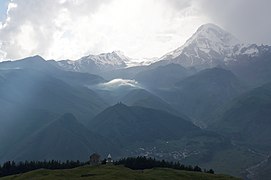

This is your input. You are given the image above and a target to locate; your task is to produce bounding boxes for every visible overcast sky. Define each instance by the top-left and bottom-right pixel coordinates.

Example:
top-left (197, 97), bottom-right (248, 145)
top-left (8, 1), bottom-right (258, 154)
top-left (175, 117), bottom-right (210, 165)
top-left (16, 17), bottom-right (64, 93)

top-left (0, 0), bottom-right (270, 61)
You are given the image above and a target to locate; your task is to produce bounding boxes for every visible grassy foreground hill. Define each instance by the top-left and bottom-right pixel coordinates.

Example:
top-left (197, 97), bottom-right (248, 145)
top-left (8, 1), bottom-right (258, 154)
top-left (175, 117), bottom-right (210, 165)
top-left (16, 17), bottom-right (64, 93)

top-left (0, 165), bottom-right (240, 180)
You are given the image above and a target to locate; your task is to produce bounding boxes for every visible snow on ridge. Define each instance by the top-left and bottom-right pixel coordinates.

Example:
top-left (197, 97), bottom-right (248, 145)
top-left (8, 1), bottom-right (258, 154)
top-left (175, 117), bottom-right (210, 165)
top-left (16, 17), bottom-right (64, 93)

top-left (80, 51), bottom-right (128, 67)
top-left (160, 23), bottom-right (241, 61)
top-left (155, 23), bottom-right (270, 68)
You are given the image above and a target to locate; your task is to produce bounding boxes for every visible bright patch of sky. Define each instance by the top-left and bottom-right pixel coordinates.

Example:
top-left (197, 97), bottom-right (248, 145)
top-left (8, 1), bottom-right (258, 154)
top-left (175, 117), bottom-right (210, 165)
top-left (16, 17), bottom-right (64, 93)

top-left (0, 0), bottom-right (270, 61)
top-left (0, 0), bottom-right (9, 23)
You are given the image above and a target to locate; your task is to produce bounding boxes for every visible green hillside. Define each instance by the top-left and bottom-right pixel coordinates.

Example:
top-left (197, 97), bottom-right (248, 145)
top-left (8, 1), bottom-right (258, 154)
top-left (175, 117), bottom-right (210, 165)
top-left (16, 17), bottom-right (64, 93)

top-left (211, 82), bottom-right (271, 150)
top-left (88, 103), bottom-right (201, 146)
top-left (120, 89), bottom-right (182, 117)
top-left (156, 67), bottom-right (245, 126)
top-left (0, 165), bottom-right (240, 180)
top-left (0, 69), bottom-right (108, 123)
top-left (135, 63), bottom-right (189, 88)
top-left (2, 113), bottom-right (118, 162)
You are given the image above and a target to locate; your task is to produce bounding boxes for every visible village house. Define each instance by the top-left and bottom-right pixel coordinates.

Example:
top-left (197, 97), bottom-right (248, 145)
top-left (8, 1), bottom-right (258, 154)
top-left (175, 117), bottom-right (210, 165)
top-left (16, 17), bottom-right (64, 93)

top-left (89, 153), bottom-right (101, 165)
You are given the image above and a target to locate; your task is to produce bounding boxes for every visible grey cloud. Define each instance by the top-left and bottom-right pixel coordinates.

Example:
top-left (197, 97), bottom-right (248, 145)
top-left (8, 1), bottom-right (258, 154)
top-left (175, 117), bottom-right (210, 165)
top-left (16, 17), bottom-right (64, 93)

top-left (166, 0), bottom-right (271, 44)
top-left (199, 0), bottom-right (271, 44)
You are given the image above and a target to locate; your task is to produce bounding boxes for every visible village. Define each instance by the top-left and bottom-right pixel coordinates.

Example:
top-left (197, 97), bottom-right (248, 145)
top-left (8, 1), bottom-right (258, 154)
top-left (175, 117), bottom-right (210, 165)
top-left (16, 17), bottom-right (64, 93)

top-left (89, 153), bottom-right (113, 166)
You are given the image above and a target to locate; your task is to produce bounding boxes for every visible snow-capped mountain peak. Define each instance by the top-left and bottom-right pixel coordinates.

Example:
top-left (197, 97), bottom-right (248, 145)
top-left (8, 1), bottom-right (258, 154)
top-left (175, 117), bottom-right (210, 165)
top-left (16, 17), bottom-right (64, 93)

top-left (50, 51), bottom-right (132, 74)
top-left (158, 23), bottom-right (247, 68)
top-left (111, 50), bottom-right (131, 62)
top-left (161, 23), bottom-right (241, 61)
top-left (81, 50), bottom-right (130, 67)
top-left (184, 23), bottom-right (240, 50)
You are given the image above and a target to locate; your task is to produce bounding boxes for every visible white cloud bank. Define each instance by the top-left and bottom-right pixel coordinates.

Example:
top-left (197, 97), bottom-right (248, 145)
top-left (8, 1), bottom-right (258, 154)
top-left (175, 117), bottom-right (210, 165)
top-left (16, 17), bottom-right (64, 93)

top-left (0, 0), bottom-right (270, 61)
top-left (0, 0), bottom-right (209, 61)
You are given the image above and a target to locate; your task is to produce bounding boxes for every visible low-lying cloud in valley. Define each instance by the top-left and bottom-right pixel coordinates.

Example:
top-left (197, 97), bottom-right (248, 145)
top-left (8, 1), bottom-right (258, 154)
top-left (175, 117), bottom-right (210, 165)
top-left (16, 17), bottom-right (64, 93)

top-left (98, 79), bottom-right (140, 90)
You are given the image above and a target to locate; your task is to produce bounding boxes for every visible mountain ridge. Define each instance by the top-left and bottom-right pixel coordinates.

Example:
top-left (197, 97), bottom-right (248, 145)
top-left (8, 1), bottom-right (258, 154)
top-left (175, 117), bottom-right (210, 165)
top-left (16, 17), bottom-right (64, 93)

top-left (156, 23), bottom-right (271, 71)
top-left (88, 103), bottom-right (201, 146)
top-left (2, 113), bottom-right (117, 162)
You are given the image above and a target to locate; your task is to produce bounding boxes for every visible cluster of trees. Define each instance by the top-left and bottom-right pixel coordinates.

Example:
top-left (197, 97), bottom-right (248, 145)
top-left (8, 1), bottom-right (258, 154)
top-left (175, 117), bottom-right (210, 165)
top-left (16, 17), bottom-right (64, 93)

top-left (0, 156), bottom-right (215, 177)
top-left (0, 160), bottom-right (86, 177)
top-left (114, 156), bottom-right (214, 174)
